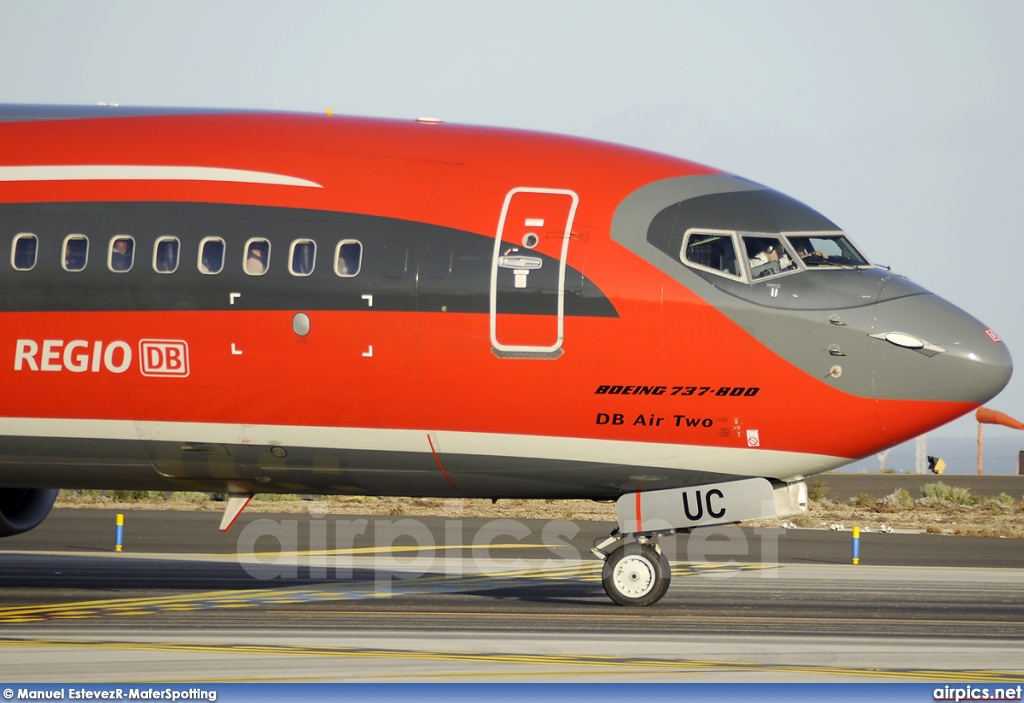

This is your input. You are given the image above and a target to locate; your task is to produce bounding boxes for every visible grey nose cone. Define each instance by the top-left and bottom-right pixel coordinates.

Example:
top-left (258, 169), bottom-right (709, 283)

top-left (870, 291), bottom-right (1012, 403)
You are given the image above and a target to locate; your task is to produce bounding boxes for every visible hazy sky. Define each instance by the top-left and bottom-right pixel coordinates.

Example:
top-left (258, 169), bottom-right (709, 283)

top-left (1, 1), bottom-right (1021, 439)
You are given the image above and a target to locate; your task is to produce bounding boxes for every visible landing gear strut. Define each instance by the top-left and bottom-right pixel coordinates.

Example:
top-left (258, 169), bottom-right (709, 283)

top-left (593, 479), bottom-right (806, 606)
top-left (592, 531), bottom-right (672, 607)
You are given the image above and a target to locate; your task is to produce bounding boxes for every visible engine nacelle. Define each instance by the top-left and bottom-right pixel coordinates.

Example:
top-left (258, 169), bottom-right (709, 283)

top-left (0, 488), bottom-right (59, 536)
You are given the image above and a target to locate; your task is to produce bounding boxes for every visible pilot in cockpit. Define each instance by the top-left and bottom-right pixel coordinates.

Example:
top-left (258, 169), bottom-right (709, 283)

top-left (746, 238), bottom-right (792, 278)
top-left (789, 236), bottom-right (829, 264)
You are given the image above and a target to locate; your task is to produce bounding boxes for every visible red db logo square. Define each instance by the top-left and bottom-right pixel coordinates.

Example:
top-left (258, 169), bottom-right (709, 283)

top-left (139, 340), bottom-right (190, 377)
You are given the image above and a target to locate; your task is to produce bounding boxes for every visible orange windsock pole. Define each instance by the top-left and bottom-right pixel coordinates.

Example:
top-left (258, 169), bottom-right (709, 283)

top-left (975, 407), bottom-right (1024, 475)
top-left (975, 407), bottom-right (1024, 430)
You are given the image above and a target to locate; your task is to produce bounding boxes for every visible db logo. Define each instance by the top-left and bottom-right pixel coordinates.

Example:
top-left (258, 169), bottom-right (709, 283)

top-left (139, 339), bottom-right (190, 377)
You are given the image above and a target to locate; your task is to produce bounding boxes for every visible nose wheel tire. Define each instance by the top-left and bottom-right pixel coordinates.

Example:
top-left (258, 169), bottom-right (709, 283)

top-left (601, 542), bottom-right (671, 607)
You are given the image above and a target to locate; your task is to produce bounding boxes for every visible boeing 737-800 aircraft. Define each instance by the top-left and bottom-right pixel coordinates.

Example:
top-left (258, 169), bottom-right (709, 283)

top-left (0, 105), bottom-right (1012, 605)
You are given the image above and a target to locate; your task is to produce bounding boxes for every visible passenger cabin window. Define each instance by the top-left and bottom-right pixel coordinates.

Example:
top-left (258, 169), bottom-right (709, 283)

top-left (289, 239), bottom-right (316, 276)
top-left (335, 240), bottom-right (362, 277)
top-left (154, 237), bottom-right (180, 273)
top-left (108, 236), bottom-right (135, 273)
top-left (63, 235), bottom-right (89, 272)
top-left (244, 238), bottom-right (270, 276)
top-left (11, 233), bottom-right (37, 271)
top-left (741, 234), bottom-right (797, 280)
top-left (198, 237), bottom-right (225, 275)
top-left (785, 233), bottom-right (870, 268)
top-left (681, 231), bottom-right (741, 279)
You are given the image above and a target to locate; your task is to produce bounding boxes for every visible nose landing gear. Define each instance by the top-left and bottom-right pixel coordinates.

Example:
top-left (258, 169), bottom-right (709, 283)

top-left (593, 531), bottom-right (672, 607)
top-left (593, 479), bottom-right (805, 606)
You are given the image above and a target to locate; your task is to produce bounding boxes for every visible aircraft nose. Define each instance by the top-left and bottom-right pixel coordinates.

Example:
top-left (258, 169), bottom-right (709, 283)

top-left (870, 290), bottom-right (1013, 405)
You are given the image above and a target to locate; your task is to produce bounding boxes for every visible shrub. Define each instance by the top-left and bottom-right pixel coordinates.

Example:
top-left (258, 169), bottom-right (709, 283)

top-left (878, 488), bottom-right (914, 509)
top-left (850, 492), bottom-right (876, 508)
top-left (791, 514), bottom-right (818, 528)
top-left (177, 492), bottom-right (213, 503)
top-left (981, 493), bottom-right (1016, 508)
top-left (921, 481), bottom-right (952, 501)
top-left (109, 490), bottom-right (163, 502)
top-left (921, 482), bottom-right (976, 506)
top-left (254, 493), bottom-right (302, 502)
top-left (807, 480), bottom-right (830, 502)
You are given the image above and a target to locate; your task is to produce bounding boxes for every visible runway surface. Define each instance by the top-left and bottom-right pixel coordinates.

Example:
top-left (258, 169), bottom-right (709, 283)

top-left (0, 509), bottom-right (1022, 682)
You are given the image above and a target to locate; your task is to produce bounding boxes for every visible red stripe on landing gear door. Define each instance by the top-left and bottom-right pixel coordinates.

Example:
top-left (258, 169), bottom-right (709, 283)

top-left (635, 491), bottom-right (643, 533)
top-left (219, 494), bottom-right (253, 532)
top-left (427, 434), bottom-right (465, 495)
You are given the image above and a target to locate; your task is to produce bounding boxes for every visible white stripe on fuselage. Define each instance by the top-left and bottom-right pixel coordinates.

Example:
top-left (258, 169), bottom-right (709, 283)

top-left (0, 417), bottom-right (846, 481)
top-left (0, 165), bottom-right (322, 188)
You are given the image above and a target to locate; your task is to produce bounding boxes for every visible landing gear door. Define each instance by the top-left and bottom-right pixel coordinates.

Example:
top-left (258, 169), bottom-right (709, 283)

top-left (490, 187), bottom-right (579, 358)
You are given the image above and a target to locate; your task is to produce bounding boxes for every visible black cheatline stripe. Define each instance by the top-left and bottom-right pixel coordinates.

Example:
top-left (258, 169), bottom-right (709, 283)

top-left (0, 201), bottom-right (618, 317)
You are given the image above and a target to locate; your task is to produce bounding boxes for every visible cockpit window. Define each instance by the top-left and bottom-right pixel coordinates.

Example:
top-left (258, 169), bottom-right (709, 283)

top-left (680, 226), bottom-right (872, 284)
top-left (742, 234), bottom-right (798, 280)
top-left (681, 230), bottom-right (742, 279)
top-left (784, 233), bottom-right (870, 268)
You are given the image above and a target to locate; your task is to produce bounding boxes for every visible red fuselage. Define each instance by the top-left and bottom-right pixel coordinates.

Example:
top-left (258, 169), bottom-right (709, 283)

top-left (0, 106), bottom-right (1011, 504)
